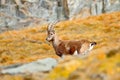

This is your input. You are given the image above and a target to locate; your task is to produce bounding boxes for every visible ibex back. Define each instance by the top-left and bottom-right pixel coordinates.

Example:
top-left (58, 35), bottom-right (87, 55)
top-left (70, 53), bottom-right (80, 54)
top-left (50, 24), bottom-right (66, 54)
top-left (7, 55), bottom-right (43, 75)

top-left (46, 21), bottom-right (96, 58)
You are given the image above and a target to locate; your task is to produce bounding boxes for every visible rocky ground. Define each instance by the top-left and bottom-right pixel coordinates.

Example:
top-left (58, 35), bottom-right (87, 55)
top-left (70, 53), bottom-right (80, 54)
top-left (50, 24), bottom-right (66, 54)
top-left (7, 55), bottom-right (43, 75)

top-left (0, 0), bottom-right (120, 32)
top-left (0, 12), bottom-right (120, 80)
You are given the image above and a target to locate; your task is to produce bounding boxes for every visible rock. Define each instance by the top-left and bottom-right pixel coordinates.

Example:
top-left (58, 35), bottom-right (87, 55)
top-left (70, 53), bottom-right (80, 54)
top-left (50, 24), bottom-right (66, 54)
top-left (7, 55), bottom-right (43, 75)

top-left (0, 63), bottom-right (23, 70)
top-left (68, 0), bottom-right (120, 19)
top-left (22, 0), bottom-right (39, 3)
top-left (106, 3), bottom-right (120, 12)
top-left (1, 58), bottom-right (58, 74)
top-left (0, 0), bottom-right (120, 31)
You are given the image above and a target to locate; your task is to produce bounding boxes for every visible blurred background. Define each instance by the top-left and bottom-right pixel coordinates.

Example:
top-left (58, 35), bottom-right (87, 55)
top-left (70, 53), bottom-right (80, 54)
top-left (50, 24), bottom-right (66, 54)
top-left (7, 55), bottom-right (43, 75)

top-left (0, 0), bottom-right (120, 32)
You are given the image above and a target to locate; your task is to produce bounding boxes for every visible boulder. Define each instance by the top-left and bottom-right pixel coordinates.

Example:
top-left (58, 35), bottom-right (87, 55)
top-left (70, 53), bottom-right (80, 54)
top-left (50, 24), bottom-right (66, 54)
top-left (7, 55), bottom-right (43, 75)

top-left (1, 58), bottom-right (58, 74)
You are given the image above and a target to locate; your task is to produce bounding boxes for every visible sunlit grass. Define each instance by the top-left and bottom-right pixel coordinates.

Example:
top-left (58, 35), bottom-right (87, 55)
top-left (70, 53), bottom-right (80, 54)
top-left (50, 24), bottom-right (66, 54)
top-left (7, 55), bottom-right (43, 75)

top-left (0, 12), bottom-right (120, 80)
top-left (0, 12), bottom-right (120, 65)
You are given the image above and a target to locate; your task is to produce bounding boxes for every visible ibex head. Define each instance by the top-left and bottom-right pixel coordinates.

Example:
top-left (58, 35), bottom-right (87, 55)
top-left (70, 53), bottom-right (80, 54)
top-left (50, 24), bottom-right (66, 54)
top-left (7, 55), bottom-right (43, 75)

top-left (46, 21), bottom-right (58, 42)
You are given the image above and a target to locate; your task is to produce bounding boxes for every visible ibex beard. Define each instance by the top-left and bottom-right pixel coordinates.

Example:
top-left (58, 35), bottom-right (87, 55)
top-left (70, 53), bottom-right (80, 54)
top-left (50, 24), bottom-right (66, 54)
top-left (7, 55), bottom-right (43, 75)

top-left (46, 21), bottom-right (97, 58)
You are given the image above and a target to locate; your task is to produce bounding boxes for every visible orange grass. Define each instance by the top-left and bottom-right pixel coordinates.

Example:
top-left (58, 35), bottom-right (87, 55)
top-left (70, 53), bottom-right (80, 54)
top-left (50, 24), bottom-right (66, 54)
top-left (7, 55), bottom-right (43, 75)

top-left (0, 12), bottom-right (120, 65)
top-left (0, 12), bottom-right (120, 80)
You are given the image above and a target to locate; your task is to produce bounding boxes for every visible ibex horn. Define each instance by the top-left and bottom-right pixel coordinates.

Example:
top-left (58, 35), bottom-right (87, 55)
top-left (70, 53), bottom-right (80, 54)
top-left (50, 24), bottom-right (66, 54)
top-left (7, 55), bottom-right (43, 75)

top-left (48, 20), bottom-right (59, 31)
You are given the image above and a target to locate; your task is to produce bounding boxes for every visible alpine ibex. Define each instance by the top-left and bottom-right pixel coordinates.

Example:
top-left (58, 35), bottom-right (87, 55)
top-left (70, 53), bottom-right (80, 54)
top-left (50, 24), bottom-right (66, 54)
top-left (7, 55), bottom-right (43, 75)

top-left (46, 21), bottom-right (96, 58)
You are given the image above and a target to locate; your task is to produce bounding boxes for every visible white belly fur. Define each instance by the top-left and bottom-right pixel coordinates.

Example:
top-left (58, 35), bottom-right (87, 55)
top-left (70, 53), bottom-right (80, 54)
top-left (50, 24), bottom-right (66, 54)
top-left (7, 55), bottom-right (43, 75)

top-left (73, 50), bottom-right (78, 55)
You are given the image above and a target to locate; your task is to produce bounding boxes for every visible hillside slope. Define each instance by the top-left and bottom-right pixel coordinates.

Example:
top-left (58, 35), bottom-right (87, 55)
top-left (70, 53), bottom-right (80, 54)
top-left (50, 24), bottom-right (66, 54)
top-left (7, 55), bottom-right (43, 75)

top-left (0, 12), bottom-right (120, 80)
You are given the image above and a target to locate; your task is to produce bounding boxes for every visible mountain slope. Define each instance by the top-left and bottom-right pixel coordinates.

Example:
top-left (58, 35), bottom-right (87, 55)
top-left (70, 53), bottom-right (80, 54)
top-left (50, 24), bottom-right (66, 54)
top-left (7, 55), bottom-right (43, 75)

top-left (0, 12), bottom-right (120, 80)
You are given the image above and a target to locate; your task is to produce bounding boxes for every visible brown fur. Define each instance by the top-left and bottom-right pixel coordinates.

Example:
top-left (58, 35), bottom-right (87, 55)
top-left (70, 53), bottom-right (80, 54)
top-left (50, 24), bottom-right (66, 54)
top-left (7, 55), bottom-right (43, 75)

top-left (52, 39), bottom-right (91, 57)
